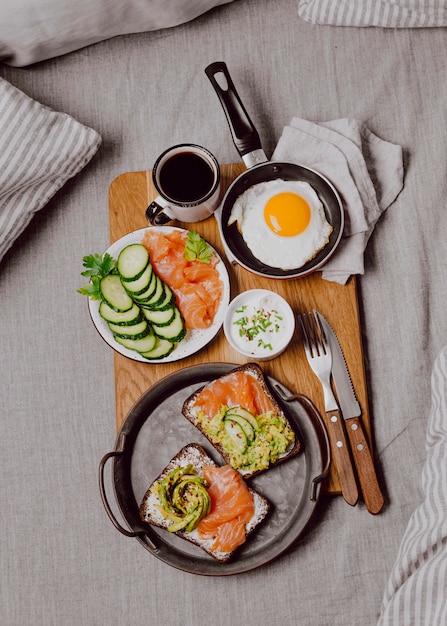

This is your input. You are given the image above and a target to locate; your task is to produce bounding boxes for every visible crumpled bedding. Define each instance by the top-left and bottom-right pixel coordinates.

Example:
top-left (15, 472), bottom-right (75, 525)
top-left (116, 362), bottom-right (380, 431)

top-left (0, 0), bottom-right (237, 66)
top-left (298, 0), bottom-right (447, 28)
top-left (0, 77), bottom-right (101, 263)
top-left (378, 345), bottom-right (447, 625)
top-left (1, 1), bottom-right (447, 625)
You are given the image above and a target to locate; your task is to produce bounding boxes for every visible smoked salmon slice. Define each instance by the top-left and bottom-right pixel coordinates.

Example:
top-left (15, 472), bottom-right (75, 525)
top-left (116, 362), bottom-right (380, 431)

top-left (192, 370), bottom-right (277, 419)
top-left (197, 464), bottom-right (255, 553)
top-left (142, 229), bottom-right (223, 330)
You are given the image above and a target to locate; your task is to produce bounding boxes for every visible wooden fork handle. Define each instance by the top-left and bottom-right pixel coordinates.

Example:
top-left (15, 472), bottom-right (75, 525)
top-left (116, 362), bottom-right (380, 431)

top-left (326, 409), bottom-right (359, 506)
top-left (345, 417), bottom-right (385, 515)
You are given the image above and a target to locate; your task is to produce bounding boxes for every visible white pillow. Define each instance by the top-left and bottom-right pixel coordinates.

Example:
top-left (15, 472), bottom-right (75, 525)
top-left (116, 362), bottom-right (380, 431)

top-left (377, 345), bottom-right (447, 625)
top-left (298, 0), bottom-right (447, 27)
top-left (0, 77), bottom-right (101, 263)
top-left (0, 0), bottom-right (236, 67)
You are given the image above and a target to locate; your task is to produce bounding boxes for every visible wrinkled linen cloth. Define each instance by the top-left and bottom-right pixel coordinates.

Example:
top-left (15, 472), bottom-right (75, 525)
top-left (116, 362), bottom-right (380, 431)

top-left (273, 117), bottom-right (404, 284)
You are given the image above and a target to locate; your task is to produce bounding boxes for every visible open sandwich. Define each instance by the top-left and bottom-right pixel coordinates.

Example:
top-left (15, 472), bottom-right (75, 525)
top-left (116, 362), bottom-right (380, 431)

top-left (181, 363), bottom-right (301, 477)
top-left (139, 443), bottom-right (270, 562)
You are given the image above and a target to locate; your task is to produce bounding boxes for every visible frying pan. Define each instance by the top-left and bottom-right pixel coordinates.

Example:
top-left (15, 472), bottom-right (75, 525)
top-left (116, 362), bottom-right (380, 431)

top-left (205, 62), bottom-right (344, 279)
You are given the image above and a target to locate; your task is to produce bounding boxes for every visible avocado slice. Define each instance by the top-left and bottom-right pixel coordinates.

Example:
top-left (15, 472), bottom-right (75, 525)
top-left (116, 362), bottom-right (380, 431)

top-left (157, 466), bottom-right (210, 532)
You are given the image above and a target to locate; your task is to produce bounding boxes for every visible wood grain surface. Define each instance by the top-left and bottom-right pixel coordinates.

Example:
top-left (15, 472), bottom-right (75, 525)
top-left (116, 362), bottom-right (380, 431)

top-left (108, 164), bottom-right (371, 494)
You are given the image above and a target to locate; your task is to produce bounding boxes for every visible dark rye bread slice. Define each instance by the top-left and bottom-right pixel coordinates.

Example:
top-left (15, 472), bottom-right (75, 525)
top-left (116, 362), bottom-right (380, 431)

top-left (181, 363), bottom-right (301, 477)
top-left (139, 443), bottom-right (270, 563)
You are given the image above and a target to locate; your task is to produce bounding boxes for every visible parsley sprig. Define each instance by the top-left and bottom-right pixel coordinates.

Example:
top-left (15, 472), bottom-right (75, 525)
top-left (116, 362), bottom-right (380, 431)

top-left (184, 231), bottom-right (214, 264)
top-left (77, 252), bottom-right (117, 299)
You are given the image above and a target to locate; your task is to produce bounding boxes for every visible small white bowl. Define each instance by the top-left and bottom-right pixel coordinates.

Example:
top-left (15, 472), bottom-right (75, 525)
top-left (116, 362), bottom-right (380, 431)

top-left (223, 289), bottom-right (295, 361)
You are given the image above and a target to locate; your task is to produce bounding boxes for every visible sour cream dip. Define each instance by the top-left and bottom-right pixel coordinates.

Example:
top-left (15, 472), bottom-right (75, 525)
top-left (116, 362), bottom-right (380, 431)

top-left (224, 289), bottom-right (295, 360)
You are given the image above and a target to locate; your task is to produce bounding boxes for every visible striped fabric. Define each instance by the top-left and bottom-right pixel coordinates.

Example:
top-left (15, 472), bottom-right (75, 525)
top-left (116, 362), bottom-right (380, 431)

top-left (298, 1), bottom-right (447, 27)
top-left (0, 77), bottom-right (101, 262)
top-left (378, 345), bottom-right (447, 625)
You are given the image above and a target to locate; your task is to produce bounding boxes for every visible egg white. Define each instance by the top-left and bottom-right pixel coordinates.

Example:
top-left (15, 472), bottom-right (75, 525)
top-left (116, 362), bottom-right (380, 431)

top-left (228, 179), bottom-right (333, 270)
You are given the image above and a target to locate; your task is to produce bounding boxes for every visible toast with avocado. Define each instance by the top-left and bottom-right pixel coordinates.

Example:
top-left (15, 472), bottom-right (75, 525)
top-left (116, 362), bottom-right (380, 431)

top-left (139, 443), bottom-right (270, 562)
top-left (181, 363), bottom-right (301, 477)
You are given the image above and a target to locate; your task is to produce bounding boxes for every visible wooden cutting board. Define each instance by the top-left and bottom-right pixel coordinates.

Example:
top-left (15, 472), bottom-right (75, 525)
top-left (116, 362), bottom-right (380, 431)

top-left (108, 164), bottom-right (371, 494)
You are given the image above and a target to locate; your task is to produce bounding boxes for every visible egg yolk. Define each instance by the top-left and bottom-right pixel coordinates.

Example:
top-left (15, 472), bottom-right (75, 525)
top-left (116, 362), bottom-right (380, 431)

top-left (264, 192), bottom-right (311, 237)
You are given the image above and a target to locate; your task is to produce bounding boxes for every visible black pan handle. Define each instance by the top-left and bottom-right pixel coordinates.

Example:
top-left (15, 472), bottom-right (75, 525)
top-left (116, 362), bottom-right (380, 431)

top-left (205, 61), bottom-right (263, 158)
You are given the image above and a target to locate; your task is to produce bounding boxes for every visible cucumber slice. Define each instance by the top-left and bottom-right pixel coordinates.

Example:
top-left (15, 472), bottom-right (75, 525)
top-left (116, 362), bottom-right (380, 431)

top-left (117, 244), bottom-right (149, 281)
top-left (131, 270), bottom-right (157, 302)
top-left (142, 306), bottom-right (175, 327)
top-left (99, 301), bottom-right (141, 325)
top-left (152, 283), bottom-right (175, 311)
top-left (224, 414), bottom-right (255, 442)
top-left (114, 331), bottom-right (157, 353)
top-left (100, 275), bottom-right (134, 312)
top-left (152, 307), bottom-right (186, 343)
top-left (108, 319), bottom-right (149, 339)
top-left (224, 419), bottom-right (247, 453)
top-left (140, 275), bottom-right (164, 308)
top-left (140, 337), bottom-right (176, 360)
top-left (122, 263), bottom-right (153, 295)
top-left (225, 407), bottom-right (259, 431)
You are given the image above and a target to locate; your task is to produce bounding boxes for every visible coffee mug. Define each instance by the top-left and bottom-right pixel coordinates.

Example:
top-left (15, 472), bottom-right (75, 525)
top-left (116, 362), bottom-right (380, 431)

top-left (146, 144), bottom-right (221, 225)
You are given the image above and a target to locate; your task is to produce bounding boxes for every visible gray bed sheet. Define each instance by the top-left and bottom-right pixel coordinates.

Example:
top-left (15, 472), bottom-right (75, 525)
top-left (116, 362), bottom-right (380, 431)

top-left (1, 0), bottom-right (447, 624)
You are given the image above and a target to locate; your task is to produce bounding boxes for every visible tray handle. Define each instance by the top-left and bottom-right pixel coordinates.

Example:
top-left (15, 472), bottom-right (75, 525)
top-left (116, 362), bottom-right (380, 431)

top-left (99, 451), bottom-right (146, 539)
top-left (294, 394), bottom-right (332, 500)
top-left (273, 386), bottom-right (331, 501)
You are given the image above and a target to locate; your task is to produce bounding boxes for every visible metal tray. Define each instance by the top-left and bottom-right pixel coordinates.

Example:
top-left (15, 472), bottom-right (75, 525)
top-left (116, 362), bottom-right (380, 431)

top-left (99, 363), bottom-right (330, 575)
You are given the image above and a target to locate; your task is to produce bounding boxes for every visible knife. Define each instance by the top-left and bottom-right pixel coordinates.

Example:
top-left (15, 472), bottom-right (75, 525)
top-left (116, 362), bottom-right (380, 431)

top-left (316, 311), bottom-right (385, 515)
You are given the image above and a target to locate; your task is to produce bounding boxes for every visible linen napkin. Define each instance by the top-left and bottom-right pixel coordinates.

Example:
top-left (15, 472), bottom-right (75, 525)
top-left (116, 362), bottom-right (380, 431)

top-left (272, 117), bottom-right (404, 284)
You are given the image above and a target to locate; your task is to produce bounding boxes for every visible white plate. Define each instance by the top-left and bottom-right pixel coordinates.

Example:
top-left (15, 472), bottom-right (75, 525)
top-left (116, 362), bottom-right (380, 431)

top-left (88, 226), bottom-right (230, 363)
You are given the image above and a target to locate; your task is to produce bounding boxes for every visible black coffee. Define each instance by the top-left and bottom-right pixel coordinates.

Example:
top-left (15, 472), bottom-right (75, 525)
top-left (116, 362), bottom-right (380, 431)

top-left (159, 152), bottom-right (215, 203)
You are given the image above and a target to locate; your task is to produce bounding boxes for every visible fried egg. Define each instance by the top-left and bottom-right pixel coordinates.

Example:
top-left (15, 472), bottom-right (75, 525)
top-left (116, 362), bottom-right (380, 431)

top-left (228, 179), bottom-right (333, 270)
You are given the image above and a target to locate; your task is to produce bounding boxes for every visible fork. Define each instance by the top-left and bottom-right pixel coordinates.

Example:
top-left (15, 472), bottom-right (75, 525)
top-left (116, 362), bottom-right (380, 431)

top-left (299, 311), bottom-right (359, 506)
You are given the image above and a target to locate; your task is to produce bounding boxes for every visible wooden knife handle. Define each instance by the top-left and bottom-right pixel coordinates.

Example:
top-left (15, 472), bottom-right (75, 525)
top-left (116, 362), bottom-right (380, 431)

top-left (345, 417), bottom-right (384, 515)
top-left (326, 409), bottom-right (359, 506)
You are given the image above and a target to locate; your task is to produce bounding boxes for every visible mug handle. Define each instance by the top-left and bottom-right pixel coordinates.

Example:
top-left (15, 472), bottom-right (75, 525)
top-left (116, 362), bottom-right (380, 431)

top-left (146, 200), bottom-right (173, 226)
